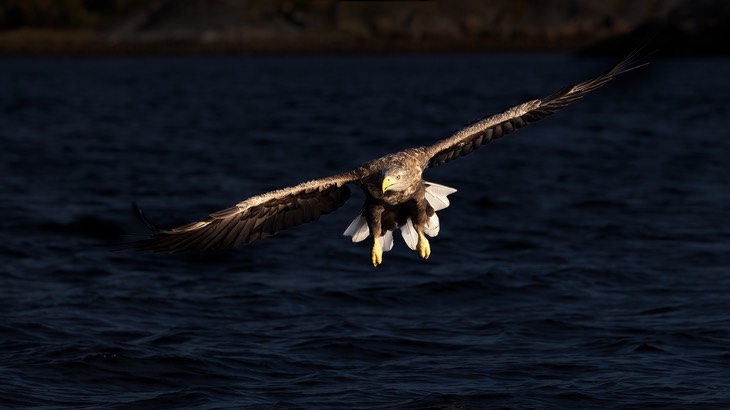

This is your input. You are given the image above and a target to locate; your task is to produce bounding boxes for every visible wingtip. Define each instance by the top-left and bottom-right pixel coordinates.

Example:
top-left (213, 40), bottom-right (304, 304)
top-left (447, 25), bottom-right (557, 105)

top-left (131, 202), bottom-right (163, 231)
top-left (609, 46), bottom-right (656, 77)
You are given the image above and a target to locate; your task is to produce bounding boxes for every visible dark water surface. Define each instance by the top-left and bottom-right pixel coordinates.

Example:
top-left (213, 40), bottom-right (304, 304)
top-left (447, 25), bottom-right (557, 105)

top-left (2, 54), bottom-right (729, 409)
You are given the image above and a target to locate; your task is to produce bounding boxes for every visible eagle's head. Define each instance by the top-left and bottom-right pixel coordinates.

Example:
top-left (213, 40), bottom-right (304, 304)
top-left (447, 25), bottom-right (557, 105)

top-left (381, 167), bottom-right (410, 193)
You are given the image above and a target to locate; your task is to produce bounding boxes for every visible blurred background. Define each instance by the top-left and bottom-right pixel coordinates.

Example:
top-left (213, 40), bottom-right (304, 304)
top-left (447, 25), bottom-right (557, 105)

top-left (0, 0), bottom-right (728, 55)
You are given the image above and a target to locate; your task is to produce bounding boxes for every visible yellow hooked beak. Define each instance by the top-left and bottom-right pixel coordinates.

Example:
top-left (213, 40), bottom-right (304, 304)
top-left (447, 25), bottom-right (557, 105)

top-left (382, 175), bottom-right (397, 193)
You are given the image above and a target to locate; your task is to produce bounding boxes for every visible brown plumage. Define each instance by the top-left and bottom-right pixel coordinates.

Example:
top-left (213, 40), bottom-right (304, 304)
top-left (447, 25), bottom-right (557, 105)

top-left (134, 53), bottom-right (647, 266)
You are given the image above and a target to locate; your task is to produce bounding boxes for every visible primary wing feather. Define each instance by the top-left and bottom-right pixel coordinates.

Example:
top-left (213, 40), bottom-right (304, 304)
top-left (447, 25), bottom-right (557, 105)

top-left (426, 52), bottom-right (648, 167)
top-left (135, 172), bottom-right (357, 252)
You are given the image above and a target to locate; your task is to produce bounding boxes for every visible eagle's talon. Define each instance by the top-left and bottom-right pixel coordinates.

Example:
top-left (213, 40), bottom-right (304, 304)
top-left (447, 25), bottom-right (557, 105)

top-left (371, 240), bottom-right (383, 267)
top-left (417, 232), bottom-right (431, 260)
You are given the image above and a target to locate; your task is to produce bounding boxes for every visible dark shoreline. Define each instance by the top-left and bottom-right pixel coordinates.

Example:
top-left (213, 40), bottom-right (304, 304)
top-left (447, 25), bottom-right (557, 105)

top-left (2, 1), bottom-right (729, 57)
top-left (0, 27), bottom-right (645, 57)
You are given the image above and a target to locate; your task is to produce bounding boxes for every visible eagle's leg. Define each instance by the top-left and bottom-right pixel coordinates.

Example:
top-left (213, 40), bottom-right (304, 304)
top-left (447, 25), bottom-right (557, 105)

top-left (366, 204), bottom-right (385, 267)
top-left (417, 231), bottom-right (431, 259)
top-left (409, 190), bottom-right (433, 260)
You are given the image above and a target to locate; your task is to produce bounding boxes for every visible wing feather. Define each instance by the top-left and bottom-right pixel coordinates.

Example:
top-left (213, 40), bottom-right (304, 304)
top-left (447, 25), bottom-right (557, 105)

top-left (425, 51), bottom-right (649, 167)
top-left (135, 172), bottom-right (357, 252)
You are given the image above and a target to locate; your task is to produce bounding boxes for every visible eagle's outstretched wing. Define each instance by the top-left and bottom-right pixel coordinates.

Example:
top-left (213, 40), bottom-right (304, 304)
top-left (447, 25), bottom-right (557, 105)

top-left (135, 172), bottom-right (359, 252)
top-left (425, 52), bottom-right (648, 167)
top-left (135, 52), bottom-right (648, 256)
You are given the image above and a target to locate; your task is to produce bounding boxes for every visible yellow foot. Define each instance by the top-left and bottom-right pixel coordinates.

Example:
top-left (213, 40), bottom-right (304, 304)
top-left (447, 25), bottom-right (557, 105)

top-left (417, 232), bottom-right (431, 260)
top-left (371, 240), bottom-right (383, 267)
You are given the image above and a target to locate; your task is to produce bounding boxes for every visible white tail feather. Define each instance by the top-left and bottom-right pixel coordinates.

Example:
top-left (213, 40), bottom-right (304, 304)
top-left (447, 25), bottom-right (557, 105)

top-left (343, 214), bottom-right (370, 243)
top-left (379, 230), bottom-right (394, 252)
top-left (400, 219), bottom-right (418, 250)
top-left (424, 181), bottom-right (457, 211)
top-left (424, 212), bottom-right (440, 237)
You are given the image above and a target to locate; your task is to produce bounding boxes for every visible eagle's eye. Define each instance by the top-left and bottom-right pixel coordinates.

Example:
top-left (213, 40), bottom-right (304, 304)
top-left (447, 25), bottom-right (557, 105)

top-left (396, 175), bottom-right (401, 180)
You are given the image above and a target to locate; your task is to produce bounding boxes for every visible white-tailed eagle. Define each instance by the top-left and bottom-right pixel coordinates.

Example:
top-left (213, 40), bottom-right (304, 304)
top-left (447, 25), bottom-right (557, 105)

top-left (135, 53), bottom-right (647, 266)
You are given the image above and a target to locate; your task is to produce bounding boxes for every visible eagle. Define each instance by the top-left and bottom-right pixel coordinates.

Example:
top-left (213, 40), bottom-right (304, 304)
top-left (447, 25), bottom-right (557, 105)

top-left (135, 53), bottom-right (646, 266)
